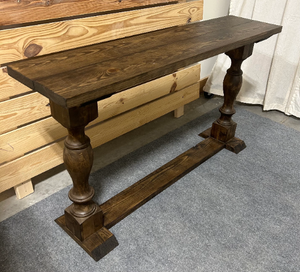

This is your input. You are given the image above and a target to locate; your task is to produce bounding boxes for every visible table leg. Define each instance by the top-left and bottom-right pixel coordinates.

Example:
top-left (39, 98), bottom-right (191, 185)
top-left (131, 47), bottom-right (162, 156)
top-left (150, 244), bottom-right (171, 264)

top-left (50, 101), bottom-right (118, 261)
top-left (200, 44), bottom-right (254, 153)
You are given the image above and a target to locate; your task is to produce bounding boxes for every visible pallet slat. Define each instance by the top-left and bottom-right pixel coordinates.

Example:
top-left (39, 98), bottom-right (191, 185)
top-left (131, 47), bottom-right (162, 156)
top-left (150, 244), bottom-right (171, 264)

top-left (0, 1), bottom-right (203, 64)
top-left (0, 0), bottom-right (182, 27)
top-left (0, 64), bottom-right (199, 163)
top-left (0, 83), bottom-right (199, 192)
top-left (0, 67), bottom-right (31, 102)
top-left (0, 92), bottom-right (50, 135)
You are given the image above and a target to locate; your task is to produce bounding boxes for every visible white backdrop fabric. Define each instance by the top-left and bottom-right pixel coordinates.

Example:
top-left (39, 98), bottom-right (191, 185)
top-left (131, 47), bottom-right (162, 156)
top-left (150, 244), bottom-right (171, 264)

top-left (204, 0), bottom-right (300, 117)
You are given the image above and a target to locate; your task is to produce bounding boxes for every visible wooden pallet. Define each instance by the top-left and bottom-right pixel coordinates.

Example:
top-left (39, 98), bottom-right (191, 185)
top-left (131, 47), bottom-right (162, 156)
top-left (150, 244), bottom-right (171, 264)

top-left (0, 0), bottom-right (203, 198)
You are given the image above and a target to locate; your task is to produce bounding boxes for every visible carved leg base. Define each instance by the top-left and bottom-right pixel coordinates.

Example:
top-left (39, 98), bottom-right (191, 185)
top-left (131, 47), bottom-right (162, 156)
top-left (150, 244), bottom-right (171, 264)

top-left (65, 204), bottom-right (104, 241)
top-left (56, 215), bottom-right (119, 261)
top-left (211, 120), bottom-right (237, 142)
top-left (199, 45), bottom-right (254, 155)
top-left (199, 127), bottom-right (246, 154)
top-left (225, 137), bottom-right (246, 154)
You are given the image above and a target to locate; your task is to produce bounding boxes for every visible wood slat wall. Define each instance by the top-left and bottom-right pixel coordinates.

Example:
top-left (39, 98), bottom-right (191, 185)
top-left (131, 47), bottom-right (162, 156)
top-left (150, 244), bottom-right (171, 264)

top-left (0, 0), bottom-right (185, 27)
top-left (0, 83), bottom-right (199, 193)
top-left (0, 0), bottom-right (203, 197)
top-left (0, 1), bottom-right (202, 64)
top-left (0, 64), bottom-right (200, 164)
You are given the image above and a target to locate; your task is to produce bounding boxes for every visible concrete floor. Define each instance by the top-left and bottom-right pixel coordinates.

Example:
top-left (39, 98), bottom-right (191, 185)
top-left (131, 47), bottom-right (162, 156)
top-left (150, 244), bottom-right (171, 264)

top-left (0, 95), bottom-right (299, 222)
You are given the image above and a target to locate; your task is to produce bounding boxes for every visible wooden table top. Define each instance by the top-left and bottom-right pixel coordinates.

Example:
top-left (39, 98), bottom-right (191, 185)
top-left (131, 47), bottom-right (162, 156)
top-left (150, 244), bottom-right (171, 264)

top-left (5, 16), bottom-right (281, 108)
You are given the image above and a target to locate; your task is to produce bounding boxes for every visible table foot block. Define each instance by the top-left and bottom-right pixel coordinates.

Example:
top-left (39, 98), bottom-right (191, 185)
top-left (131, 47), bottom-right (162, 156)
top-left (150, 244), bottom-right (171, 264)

top-left (55, 215), bottom-right (119, 261)
top-left (199, 127), bottom-right (211, 139)
top-left (225, 137), bottom-right (246, 154)
top-left (100, 137), bottom-right (225, 229)
top-left (199, 127), bottom-right (246, 154)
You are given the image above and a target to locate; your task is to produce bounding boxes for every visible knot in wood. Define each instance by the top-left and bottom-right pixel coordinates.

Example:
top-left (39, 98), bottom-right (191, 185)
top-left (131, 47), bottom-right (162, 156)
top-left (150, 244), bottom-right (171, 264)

top-left (24, 44), bottom-right (43, 58)
top-left (44, 0), bottom-right (52, 7)
top-left (105, 68), bottom-right (119, 76)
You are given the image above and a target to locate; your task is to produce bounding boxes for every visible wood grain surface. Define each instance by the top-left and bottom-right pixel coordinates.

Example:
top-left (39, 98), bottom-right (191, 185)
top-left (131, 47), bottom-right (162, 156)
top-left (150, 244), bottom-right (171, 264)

top-left (0, 83), bottom-right (199, 192)
top-left (0, 0), bottom-right (184, 27)
top-left (0, 64), bottom-right (199, 164)
top-left (0, 67), bottom-right (31, 101)
top-left (0, 1), bottom-right (202, 64)
top-left (6, 16), bottom-right (281, 108)
top-left (0, 92), bottom-right (49, 134)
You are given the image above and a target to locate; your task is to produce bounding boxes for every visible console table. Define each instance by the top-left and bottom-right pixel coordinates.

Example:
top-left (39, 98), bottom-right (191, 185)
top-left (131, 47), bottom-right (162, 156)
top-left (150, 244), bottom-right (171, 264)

top-left (4, 15), bottom-right (281, 261)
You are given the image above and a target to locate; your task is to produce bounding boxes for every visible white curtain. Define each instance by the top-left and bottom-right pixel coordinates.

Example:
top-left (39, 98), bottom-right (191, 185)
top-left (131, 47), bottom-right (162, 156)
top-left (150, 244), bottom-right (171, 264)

top-left (204, 0), bottom-right (300, 118)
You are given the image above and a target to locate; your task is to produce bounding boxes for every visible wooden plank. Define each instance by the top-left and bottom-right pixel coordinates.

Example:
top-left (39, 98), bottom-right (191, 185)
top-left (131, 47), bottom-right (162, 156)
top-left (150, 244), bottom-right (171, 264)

top-left (0, 92), bottom-right (50, 135)
top-left (6, 16), bottom-right (281, 108)
top-left (89, 84), bottom-right (199, 148)
top-left (0, 83), bottom-right (199, 193)
top-left (14, 180), bottom-right (34, 199)
top-left (0, 1), bottom-right (203, 64)
top-left (96, 64), bottom-right (200, 121)
top-left (0, 0), bottom-right (181, 27)
top-left (0, 67), bottom-right (31, 102)
top-left (100, 137), bottom-right (224, 229)
top-left (0, 65), bottom-right (200, 164)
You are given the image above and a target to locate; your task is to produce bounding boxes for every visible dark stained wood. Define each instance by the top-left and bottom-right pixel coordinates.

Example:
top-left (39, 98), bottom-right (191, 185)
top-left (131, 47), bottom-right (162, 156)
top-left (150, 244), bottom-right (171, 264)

top-left (211, 44), bottom-right (254, 142)
top-left (50, 101), bottom-right (105, 241)
top-left (55, 216), bottom-right (119, 261)
top-left (56, 137), bottom-right (223, 259)
top-left (225, 137), bottom-right (246, 154)
top-left (55, 137), bottom-right (224, 259)
top-left (6, 15), bottom-right (282, 261)
top-left (5, 16), bottom-right (282, 108)
top-left (0, 0), bottom-right (179, 27)
top-left (199, 128), bottom-right (246, 154)
top-left (199, 127), bottom-right (211, 139)
top-left (100, 137), bottom-right (224, 229)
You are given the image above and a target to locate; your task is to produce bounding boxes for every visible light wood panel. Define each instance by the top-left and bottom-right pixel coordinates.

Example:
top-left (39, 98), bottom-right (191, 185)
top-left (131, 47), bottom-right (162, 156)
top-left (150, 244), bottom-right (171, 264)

top-left (0, 1), bottom-right (203, 64)
top-left (0, 64), bottom-right (200, 164)
top-left (89, 84), bottom-right (199, 147)
top-left (0, 0), bottom-right (183, 27)
top-left (0, 92), bottom-right (50, 134)
top-left (96, 64), bottom-right (200, 120)
top-left (0, 67), bottom-right (31, 101)
top-left (0, 83), bottom-right (199, 192)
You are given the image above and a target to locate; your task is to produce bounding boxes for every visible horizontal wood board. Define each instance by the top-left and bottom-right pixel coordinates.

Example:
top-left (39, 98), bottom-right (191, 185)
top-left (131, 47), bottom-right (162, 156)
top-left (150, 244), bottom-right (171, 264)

top-left (0, 92), bottom-right (49, 134)
top-left (6, 16), bottom-right (281, 108)
top-left (0, 1), bottom-right (203, 64)
top-left (0, 63), bottom-right (199, 135)
top-left (0, 64), bottom-right (200, 163)
top-left (0, 0), bottom-right (202, 197)
top-left (100, 137), bottom-right (225, 229)
top-left (0, 0), bottom-right (184, 27)
top-left (0, 83), bottom-right (199, 192)
top-left (0, 67), bottom-right (32, 101)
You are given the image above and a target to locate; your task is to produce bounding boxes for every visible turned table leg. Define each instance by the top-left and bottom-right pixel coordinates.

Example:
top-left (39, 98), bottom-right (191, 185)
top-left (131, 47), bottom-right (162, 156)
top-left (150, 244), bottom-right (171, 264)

top-left (200, 44), bottom-right (254, 153)
top-left (50, 101), bottom-right (118, 261)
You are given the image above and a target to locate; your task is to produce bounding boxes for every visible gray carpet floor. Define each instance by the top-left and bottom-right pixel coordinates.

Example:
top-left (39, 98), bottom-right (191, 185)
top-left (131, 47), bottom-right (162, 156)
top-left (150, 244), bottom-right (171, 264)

top-left (0, 107), bottom-right (300, 272)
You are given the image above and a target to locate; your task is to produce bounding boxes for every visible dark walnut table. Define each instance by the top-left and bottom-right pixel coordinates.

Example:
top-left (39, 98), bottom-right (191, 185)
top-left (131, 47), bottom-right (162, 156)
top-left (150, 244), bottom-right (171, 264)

top-left (5, 16), bottom-right (281, 261)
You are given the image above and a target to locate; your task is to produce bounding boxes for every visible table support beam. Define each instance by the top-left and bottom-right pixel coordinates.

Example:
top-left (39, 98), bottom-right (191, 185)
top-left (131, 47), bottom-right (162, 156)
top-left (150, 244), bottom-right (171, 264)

top-left (210, 44), bottom-right (254, 148)
top-left (53, 44), bottom-right (255, 261)
top-left (50, 101), bottom-right (119, 259)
